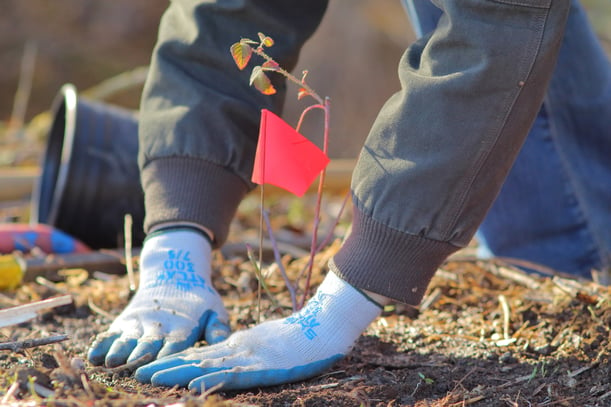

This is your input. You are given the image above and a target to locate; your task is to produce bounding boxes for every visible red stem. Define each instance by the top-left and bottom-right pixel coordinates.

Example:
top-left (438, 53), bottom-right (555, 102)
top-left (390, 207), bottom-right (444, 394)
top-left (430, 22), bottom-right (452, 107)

top-left (296, 104), bottom-right (324, 133)
top-left (299, 97), bottom-right (331, 309)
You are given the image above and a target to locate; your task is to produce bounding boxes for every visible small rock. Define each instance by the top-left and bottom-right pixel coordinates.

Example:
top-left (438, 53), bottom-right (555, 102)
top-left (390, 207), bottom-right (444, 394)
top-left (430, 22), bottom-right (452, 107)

top-left (500, 352), bottom-right (517, 364)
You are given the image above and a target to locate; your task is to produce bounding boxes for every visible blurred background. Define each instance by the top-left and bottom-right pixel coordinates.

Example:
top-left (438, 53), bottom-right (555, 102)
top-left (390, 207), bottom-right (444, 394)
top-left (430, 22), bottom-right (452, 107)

top-left (0, 0), bottom-right (609, 171)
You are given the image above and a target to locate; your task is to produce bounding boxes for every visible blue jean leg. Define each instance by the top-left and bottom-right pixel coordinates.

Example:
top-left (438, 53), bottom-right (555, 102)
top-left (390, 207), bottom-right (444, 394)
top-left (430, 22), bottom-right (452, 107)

top-left (403, 0), bottom-right (611, 278)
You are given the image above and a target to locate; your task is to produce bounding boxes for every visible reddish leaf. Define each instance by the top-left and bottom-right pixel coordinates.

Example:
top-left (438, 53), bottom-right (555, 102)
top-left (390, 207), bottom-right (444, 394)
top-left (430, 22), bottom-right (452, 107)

top-left (258, 32), bottom-right (275, 47)
top-left (250, 66), bottom-right (277, 95)
top-left (262, 60), bottom-right (280, 71)
top-left (230, 42), bottom-right (253, 70)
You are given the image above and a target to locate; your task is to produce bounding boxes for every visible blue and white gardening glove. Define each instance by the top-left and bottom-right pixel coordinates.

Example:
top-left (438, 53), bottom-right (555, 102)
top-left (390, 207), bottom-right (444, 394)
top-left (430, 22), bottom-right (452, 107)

top-left (88, 228), bottom-right (230, 368)
top-left (135, 272), bottom-right (382, 392)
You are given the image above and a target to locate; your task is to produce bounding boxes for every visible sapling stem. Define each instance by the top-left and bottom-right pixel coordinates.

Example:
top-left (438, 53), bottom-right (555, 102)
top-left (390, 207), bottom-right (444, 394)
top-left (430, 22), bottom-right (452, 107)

top-left (296, 104), bottom-right (325, 133)
top-left (300, 97), bottom-right (330, 308)
top-left (297, 190), bottom-right (350, 283)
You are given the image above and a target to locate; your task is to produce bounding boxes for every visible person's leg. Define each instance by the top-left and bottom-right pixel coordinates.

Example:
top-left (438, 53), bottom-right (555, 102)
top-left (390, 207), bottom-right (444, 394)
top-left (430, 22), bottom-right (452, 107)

top-left (404, 0), bottom-right (611, 278)
top-left (402, 0), bottom-right (442, 38)
top-left (135, 0), bottom-right (571, 392)
top-left (88, 0), bottom-right (329, 367)
top-left (331, 0), bottom-right (571, 304)
top-left (478, 0), bottom-right (611, 278)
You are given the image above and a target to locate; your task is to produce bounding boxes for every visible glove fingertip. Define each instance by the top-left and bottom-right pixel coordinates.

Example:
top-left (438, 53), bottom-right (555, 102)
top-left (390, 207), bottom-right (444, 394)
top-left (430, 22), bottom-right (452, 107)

top-left (87, 349), bottom-right (106, 367)
top-left (204, 314), bottom-right (231, 345)
top-left (105, 338), bottom-right (138, 368)
top-left (134, 363), bottom-right (156, 383)
top-left (150, 365), bottom-right (204, 388)
top-left (87, 333), bottom-right (120, 366)
top-left (127, 339), bottom-right (163, 366)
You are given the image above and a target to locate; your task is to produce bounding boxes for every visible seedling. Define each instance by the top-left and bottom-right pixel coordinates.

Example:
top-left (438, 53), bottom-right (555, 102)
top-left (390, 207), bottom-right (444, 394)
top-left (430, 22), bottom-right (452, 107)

top-left (418, 372), bottom-right (435, 385)
top-left (230, 33), bottom-right (332, 311)
top-left (411, 372), bottom-right (435, 397)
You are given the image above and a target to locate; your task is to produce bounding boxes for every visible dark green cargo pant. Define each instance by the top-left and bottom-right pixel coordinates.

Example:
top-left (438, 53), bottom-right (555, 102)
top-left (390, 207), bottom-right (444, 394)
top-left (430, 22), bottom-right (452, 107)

top-left (139, 0), bottom-right (570, 304)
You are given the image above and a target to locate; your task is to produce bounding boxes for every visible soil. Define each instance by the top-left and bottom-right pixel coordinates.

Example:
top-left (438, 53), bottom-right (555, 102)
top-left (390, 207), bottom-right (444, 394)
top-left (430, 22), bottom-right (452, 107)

top-left (1, 193), bottom-right (610, 407)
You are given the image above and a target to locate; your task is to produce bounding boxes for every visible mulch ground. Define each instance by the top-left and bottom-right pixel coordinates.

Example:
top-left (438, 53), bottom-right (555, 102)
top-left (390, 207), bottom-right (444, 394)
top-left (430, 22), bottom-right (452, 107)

top-left (1, 193), bottom-right (610, 407)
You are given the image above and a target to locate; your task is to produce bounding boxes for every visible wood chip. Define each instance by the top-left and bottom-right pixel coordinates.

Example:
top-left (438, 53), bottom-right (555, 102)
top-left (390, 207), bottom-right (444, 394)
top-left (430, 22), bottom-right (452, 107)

top-left (0, 295), bottom-right (72, 328)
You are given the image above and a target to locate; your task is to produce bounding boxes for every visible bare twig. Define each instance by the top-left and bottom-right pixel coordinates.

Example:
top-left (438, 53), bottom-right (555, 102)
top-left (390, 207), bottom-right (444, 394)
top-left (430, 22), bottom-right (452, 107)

top-left (199, 382), bottom-right (226, 398)
top-left (262, 210), bottom-right (297, 311)
top-left (447, 395), bottom-right (486, 406)
top-left (124, 214), bottom-right (136, 292)
top-left (316, 191), bottom-right (350, 252)
top-left (420, 287), bottom-right (442, 312)
top-left (87, 297), bottom-right (114, 320)
top-left (0, 295), bottom-right (72, 328)
top-left (497, 373), bottom-right (533, 389)
top-left (1, 381), bottom-right (19, 404)
top-left (493, 256), bottom-right (564, 277)
top-left (80, 373), bottom-right (95, 399)
top-left (82, 65), bottom-right (149, 101)
top-left (552, 276), bottom-right (583, 298)
top-left (35, 276), bottom-right (68, 294)
top-left (222, 237), bottom-right (309, 259)
top-left (8, 41), bottom-right (37, 137)
top-left (448, 254), bottom-right (582, 288)
top-left (296, 191), bottom-right (350, 283)
top-left (599, 390), bottom-right (611, 401)
top-left (0, 334), bottom-right (69, 352)
top-left (498, 294), bottom-right (511, 340)
top-left (490, 264), bottom-right (542, 291)
top-left (567, 361), bottom-right (600, 378)
top-left (245, 244), bottom-right (278, 310)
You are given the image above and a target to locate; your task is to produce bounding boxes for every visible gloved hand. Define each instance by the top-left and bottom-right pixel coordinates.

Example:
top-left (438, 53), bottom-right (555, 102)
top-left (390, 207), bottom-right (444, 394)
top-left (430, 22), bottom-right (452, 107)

top-left (135, 272), bottom-right (382, 392)
top-left (88, 228), bottom-right (230, 368)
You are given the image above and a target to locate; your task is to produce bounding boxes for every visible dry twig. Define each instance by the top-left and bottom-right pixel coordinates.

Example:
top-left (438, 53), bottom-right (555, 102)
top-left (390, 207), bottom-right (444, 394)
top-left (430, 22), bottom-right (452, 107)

top-left (124, 214), bottom-right (136, 292)
top-left (0, 334), bottom-right (68, 352)
top-left (0, 295), bottom-right (72, 328)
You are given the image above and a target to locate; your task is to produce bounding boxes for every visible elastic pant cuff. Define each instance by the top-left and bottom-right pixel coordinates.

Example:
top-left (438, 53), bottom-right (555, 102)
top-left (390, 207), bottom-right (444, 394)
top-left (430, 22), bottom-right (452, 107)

top-left (141, 156), bottom-right (250, 248)
top-left (329, 205), bottom-right (459, 305)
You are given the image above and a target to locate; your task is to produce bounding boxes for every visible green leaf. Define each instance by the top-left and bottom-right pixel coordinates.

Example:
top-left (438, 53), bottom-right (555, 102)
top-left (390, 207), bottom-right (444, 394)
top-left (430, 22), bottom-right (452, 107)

top-left (230, 42), bottom-right (253, 70)
top-left (249, 66), bottom-right (276, 95)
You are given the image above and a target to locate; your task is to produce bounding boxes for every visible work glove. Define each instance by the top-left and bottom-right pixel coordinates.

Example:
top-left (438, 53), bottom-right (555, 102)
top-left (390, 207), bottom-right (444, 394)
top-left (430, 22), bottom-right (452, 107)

top-left (135, 272), bottom-right (382, 392)
top-left (88, 228), bottom-right (230, 367)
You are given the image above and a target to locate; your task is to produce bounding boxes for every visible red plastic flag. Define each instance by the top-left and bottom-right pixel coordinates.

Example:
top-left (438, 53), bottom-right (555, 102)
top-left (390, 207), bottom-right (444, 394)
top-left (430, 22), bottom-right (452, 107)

top-left (252, 109), bottom-right (330, 196)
